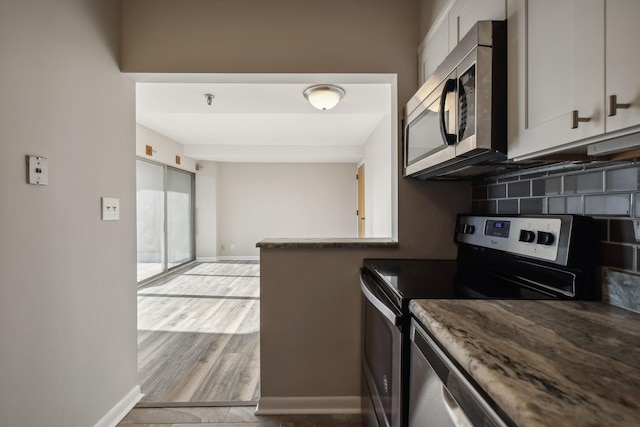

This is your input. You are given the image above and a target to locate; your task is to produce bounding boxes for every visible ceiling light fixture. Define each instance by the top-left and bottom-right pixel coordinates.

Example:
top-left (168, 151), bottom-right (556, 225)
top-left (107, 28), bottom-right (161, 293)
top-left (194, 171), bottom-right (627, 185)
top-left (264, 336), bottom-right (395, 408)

top-left (303, 84), bottom-right (345, 111)
top-left (204, 93), bottom-right (214, 106)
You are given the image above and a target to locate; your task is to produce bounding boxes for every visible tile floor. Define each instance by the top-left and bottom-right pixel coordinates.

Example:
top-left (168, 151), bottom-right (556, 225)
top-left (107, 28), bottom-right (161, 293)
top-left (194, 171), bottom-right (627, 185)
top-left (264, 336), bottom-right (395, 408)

top-left (118, 405), bottom-right (362, 427)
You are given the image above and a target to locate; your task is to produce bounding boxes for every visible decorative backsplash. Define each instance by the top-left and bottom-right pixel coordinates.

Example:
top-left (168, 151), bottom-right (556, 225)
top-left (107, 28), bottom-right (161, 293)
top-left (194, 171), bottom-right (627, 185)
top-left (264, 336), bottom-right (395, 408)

top-left (471, 161), bottom-right (640, 313)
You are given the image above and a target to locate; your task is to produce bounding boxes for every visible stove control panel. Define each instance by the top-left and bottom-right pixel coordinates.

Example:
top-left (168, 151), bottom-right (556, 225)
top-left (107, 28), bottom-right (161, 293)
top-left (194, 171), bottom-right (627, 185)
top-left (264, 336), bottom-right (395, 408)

top-left (455, 215), bottom-right (572, 263)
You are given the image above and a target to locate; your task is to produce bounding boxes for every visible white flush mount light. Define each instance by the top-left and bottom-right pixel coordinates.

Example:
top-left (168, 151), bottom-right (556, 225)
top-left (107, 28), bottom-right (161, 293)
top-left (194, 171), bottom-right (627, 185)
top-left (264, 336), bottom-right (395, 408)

top-left (303, 84), bottom-right (345, 111)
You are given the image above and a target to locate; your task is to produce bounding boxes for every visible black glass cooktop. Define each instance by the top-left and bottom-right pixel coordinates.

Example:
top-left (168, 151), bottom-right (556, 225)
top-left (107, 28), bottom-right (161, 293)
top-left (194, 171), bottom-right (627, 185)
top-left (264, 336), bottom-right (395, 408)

top-left (362, 258), bottom-right (458, 311)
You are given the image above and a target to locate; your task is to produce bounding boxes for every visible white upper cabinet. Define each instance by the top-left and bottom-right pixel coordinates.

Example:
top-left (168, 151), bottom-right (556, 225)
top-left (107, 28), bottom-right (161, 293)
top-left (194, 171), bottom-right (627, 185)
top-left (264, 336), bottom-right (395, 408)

top-left (418, 20), bottom-right (449, 86)
top-left (448, 0), bottom-right (506, 52)
top-left (418, 0), bottom-right (507, 86)
top-left (507, 0), bottom-right (605, 160)
top-left (605, 0), bottom-right (640, 133)
top-left (508, 0), bottom-right (640, 160)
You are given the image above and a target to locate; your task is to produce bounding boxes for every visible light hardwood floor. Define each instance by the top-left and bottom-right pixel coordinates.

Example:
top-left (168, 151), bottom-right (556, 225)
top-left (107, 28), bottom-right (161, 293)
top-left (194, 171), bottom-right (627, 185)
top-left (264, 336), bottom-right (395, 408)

top-left (137, 261), bottom-right (260, 404)
top-left (137, 262), bottom-right (163, 282)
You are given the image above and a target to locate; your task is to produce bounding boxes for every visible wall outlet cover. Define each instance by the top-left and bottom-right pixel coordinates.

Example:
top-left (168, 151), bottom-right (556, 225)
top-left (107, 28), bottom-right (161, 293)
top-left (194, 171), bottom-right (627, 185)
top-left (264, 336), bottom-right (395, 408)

top-left (102, 197), bottom-right (120, 221)
top-left (27, 155), bottom-right (48, 185)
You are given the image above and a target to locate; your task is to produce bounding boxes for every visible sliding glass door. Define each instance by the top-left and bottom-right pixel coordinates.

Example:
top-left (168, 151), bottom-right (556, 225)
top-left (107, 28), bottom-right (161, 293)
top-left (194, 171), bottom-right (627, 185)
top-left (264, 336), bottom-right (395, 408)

top-left (136, 159), bottom-right (195, 282)
top-left (136, 160), bottom-right (165, 282)
top-left (167, 168), bottom-right (194, 269)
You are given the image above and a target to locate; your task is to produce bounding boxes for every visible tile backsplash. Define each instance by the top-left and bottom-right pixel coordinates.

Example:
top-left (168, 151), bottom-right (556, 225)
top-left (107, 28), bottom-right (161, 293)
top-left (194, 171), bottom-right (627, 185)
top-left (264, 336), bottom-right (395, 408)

top-left (471, 161), bottom-right (640, 313)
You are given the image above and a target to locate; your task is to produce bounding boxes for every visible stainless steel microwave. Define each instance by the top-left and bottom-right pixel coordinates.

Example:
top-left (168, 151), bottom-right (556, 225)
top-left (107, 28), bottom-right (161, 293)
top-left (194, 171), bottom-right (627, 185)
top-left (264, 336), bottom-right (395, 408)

top-left (403, 21), bottom-right (507, 180)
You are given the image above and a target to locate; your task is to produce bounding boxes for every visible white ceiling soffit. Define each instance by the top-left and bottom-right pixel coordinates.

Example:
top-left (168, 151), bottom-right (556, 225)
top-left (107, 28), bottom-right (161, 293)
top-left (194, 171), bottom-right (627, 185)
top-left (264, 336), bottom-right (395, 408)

top-left (134, 74), bottom-right (394, 163)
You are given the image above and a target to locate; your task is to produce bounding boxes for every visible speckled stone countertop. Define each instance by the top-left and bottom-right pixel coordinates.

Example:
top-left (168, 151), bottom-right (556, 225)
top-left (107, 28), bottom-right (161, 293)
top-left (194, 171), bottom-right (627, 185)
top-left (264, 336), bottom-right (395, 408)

top-left (409, 300), bottom-right (640, 427)
top-left (256, 238), bottom-right (398, 249)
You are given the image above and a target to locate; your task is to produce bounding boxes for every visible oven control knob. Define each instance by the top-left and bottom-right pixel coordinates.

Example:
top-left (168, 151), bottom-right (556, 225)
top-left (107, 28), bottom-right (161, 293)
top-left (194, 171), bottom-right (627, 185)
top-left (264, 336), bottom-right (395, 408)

top-left (537, 231), bottom-right (555, 245)
top-left (519, 229), bottom-right (536, 243)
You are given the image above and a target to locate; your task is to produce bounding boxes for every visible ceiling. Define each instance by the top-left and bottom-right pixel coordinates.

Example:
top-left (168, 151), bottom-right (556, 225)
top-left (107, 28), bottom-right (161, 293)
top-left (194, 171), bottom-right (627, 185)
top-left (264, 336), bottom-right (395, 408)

top-left (135, 75), bottom-right (393, 163)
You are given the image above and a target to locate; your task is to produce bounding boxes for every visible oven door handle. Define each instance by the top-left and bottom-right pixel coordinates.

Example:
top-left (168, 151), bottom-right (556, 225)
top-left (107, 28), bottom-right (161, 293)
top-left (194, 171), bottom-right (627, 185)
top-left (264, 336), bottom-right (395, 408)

top-left (360, 275), bottom-right (401, 326)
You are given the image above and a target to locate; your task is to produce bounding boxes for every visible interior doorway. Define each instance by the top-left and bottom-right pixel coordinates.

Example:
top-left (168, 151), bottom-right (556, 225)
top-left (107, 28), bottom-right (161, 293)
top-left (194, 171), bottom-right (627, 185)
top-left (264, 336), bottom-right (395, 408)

top-left (132, 73), bottom-right (397, 408)
top-left (357, 163), bottom-right (365, 237)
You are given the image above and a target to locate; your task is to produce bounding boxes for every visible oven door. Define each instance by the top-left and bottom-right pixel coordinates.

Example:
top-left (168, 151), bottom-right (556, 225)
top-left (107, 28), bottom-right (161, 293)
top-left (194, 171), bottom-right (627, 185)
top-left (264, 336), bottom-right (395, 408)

top-left (360, 274), bottom-right (402, 427)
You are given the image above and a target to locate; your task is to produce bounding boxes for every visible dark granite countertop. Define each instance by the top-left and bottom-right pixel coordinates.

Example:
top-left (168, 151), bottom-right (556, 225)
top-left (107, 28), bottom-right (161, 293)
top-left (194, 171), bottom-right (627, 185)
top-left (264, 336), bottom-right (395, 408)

top-left (409, 300), bottom-right (640, 427)
top-left (256, 238), bottom-right (398, 249)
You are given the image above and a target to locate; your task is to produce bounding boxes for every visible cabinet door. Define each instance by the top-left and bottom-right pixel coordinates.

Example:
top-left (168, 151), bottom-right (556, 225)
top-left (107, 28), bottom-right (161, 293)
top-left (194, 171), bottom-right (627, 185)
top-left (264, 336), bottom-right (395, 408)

top-left (419, 21), bottom-right (449, 86)
top-left (507, 0), bottom-right (605, 160)
top-left (605, 0), bottom-right (640, 133)
top-left (448, 0), bottom-right (506, 52)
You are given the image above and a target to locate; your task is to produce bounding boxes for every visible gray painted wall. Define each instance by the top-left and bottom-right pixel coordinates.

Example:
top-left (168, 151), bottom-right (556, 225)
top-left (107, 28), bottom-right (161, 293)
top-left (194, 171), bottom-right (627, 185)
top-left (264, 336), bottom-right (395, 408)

top-left (136, 123), bottom-right (198, 173)
top-left (0, 1), bottom-right (138, 425)
top-left (196, 161), bottom-right (220, 260)
top-left (217, 162), bottom-right (358, 258)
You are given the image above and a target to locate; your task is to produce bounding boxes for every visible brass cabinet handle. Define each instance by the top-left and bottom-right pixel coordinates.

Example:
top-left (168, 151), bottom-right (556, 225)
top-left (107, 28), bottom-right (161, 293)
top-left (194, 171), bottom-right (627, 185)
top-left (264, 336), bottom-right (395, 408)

top-left (608, 94), bottom-right (631, 117)
top-left (571, 110), bottom-right (591, 129)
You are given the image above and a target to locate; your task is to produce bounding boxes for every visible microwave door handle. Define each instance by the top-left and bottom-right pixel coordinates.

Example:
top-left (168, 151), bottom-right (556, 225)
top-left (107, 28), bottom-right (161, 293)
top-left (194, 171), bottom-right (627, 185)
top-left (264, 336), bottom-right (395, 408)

top-left (439, 78), bottom-right (457, 146)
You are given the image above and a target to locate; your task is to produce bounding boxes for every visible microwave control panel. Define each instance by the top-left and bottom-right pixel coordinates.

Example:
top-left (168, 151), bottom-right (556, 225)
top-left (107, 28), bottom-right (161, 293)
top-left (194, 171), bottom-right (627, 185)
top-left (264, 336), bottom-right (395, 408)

top-left (458, 64), bottom-right (476, 141)
top-left (455, 215), bottom-right (570, 263)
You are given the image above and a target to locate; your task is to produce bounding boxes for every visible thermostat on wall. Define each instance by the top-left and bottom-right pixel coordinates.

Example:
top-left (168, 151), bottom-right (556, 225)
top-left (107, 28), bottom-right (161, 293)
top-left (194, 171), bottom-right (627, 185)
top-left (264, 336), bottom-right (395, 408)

top-left (27, 155), bottom-right (48, 185)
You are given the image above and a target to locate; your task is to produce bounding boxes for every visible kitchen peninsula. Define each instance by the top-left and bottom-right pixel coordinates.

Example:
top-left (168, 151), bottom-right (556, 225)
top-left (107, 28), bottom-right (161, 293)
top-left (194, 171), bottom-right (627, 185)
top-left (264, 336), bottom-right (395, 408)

top-left (257, 238), bottom-right (398, 249)
top-left (255, 238), bottom-right (401, 414)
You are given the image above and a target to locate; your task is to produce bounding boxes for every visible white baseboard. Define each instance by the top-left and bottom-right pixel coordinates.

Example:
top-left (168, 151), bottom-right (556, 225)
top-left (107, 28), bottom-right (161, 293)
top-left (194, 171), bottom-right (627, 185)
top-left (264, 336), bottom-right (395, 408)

top-left (218, 256), bottom-right (260, 261)
top-left (194, 256), bottom-right (260, 262)
top-left (196, 257), bottom-right (218, 262)
top-left (255, 396), bottom-right (361, 415)
top-left (94, 385), bottom-right (143, 427)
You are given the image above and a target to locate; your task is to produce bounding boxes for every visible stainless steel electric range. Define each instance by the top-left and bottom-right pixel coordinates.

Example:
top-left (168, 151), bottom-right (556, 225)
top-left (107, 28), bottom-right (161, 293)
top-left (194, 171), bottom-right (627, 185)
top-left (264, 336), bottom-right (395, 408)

top-left (360, 214), bottom-right (599, 427)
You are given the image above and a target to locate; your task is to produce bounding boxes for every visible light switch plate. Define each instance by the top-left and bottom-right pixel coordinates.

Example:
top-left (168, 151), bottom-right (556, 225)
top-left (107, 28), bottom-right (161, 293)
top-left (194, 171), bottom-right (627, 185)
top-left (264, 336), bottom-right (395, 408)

top-left (27, 155), bottom-right (48, 185)
top-left (102, 197), bottom-right (120, 221)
